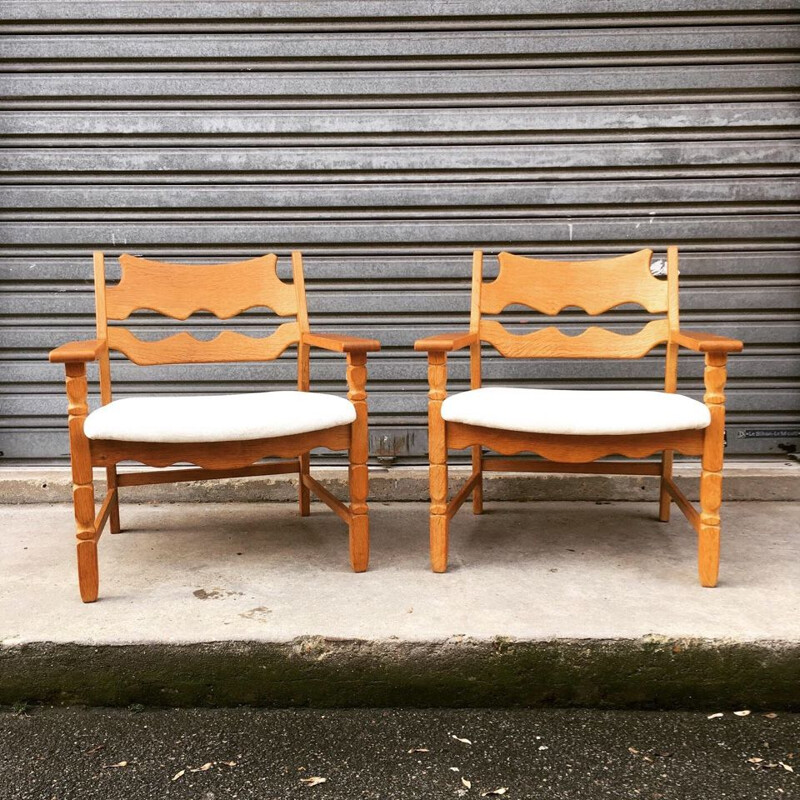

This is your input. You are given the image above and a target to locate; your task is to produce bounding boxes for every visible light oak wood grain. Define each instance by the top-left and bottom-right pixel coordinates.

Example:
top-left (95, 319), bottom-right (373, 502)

top-left (293, 251), bottom-right (312, 518)
top-left (482, 248), bottom-right (665, 315)
top-left (347, 351), bottom-right (370, 572)
top-left (64, 361), bottom-right (98, 602)
top-left (673, 330), bottom-right (744, 353)
top-left (660, 245), bottom-right (680, 523)
top-left (302, 474), bottom-right (352, 524)
top-left (304, 332), bottom-right (381, 353)
top-left (480, 318), bottom-right (670, 359)
top-left (90, 426), bottom-right (352, 471)
top-left (446, 470), bottom-right (481, 521)
top-left (49, 339), bottom-right (106, 363)
top-left (470, 250), bottom-right (484, 515)
top-left (108, 253), bottom-right (297, 320)
top-left (448, 424), bottom-right (705, 462)
top-left (699, 351), bottom-right (728, 587)
top-left (117, 461), bottom-right (299, 487)
top-left (482, 458), bottom-right (663, 476)
top-left (414, 331), bottom-right (478, 352)
top-left (427, 351), bottom-right (449, 572)
top-left (107, 322), bottom-right (301, 366)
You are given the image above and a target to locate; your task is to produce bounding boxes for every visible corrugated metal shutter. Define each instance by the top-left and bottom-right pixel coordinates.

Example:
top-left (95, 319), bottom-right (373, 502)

top-left (1, 0), bottom-right (798, 464)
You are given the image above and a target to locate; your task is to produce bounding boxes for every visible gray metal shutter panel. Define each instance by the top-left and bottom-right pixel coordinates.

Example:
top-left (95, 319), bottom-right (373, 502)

top-left (1, 1), bottom-right (798, 463)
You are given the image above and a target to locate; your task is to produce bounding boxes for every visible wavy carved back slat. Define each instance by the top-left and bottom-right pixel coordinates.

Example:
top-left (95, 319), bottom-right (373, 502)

top-left (106, 254), bottom-right (297, 321)
top-left (481, 249), bottom-right (666, 316)
top-left (107, 321), bottom-right (301, 365)
top-left (480, 318), bottom-right (670, 359)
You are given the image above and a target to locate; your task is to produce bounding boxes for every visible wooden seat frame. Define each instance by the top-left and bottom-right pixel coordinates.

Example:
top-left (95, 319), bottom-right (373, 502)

top-left (415, 247), bottom-right (743, 586)
top-left (50, 251), bottom-right (379, 602)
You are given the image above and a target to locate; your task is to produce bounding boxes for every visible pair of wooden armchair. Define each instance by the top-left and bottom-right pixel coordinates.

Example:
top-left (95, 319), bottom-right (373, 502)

top-left (51, 248), bottom-right (741, 602)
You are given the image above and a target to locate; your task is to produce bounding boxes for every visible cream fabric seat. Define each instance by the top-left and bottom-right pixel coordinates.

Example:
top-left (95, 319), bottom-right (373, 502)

top-left (441, 387), bottom-right (710, 436)
top-left (83, 391), bottom-right (356, 443)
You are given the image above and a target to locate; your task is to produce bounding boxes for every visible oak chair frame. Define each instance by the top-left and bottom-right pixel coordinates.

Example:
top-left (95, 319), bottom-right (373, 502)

top-left (415, 247), bottom-right (743, 587)
top-left (50, 251), bottom-right (379, 602)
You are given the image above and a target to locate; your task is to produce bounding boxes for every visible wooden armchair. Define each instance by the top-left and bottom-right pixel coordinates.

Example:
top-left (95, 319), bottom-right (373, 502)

top-left (50, 251), bottom-right (379, 602)
top-left (415, 247), bottom-right (742, 586)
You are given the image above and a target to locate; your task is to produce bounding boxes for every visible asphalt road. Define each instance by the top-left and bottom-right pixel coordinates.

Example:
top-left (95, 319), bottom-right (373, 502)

top-left (0, 707), bottom-right (796, 800)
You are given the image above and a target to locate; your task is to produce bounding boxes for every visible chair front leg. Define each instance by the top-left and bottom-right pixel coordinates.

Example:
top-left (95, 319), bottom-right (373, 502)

top-left (347, 352), bottom-right (369, 572)
top-left (65, 362), bottom-right (99, 602)
top-left (428, 352), bottom-right (449, 572)
top-left (699, 352), bottom-right (727, 587)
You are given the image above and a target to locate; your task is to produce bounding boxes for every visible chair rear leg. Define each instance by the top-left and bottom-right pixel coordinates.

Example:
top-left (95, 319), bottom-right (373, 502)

top-left (107, 466), bottom-right (121, 533)
top-left (472, 444), bottom-right (483, 514)
top-left (659, 450), bottom-right (672, 522)
top-left (298, 453), bottom-right (311, 516)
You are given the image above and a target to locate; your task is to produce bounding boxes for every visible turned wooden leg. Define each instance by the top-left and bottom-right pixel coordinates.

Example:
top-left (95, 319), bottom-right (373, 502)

top-left (348, 501), bottom-right (369, 573)
top-left (298, 453), bottom-right (311, 517)
top-left (107, 466), bottom-right (121, 533)
top-left (349, 451), bottom-right (369, 572)
top-left (66, 363), bottom-right (99, 602)
top-left (659, 450), bottom-right (673, 522)
top-left (698, 352), bottom-right (727, 588)
top-left (472, 444), bottom-right (483, 514)
top-left (428, 352), bottom-right (449, 572)
top-left (76, 539), bottom-right (99, 603)
top-left (347, 353), bottom-right (369, 572)
top-left (698, 470), bottom-right (721, 588)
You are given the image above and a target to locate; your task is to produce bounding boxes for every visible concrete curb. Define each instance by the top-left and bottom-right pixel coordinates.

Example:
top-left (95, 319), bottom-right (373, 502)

top-left (2, 637), bottom-right (798, 710)
top-left (1, 463), bottom-right (798, 504)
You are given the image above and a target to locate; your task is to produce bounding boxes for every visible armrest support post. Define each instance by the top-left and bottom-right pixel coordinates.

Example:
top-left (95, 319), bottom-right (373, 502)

top-left (427, 351), bottom-right (449, 570)
top-left (346, 351), bottom-right (370, 570)
top-left (699, 350), bottom-right (728, 587)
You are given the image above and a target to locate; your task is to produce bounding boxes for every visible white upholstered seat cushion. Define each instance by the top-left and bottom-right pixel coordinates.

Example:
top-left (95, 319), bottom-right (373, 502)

top-left (83, 391), bottom-right (356, 443)
top-left (441, 387), bottom-right (710, 436)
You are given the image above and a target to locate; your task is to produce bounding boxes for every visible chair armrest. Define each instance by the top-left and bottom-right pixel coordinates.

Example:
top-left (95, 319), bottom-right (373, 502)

top-left (49, 339), bottom-right (106, 363)
top-left (672, 330), bottom-right (743, 354)
top-left (414, 331), bottom-right (477, 352)
top-left (303, 332), bottom-right (381, 354)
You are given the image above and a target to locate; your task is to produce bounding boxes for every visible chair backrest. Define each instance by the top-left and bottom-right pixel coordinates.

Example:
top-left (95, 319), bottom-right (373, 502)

top-left (92, 251), bottom-right (310, 402)
top-left (473, 247), bottom-right (678, 358)
top-left (469, 247), bottom-right (680, 389)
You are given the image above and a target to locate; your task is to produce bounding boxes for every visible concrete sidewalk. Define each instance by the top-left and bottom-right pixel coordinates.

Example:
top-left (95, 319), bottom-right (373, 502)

top-left (1, 501), bottom-right (799, 708)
